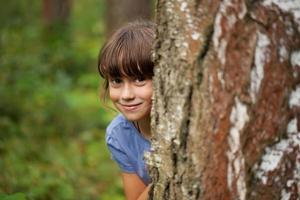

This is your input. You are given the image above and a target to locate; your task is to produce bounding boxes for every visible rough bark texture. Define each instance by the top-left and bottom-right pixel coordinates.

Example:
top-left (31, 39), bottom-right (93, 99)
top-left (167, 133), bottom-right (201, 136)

top-left (106, 0), bottom-right (153, 36)
top-left (147, 0), bottom-right (300, 199)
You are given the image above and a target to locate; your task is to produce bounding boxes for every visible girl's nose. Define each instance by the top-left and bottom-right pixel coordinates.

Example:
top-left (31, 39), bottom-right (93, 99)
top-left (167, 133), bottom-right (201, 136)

top-left (121, 83), bottom-right (135, 101)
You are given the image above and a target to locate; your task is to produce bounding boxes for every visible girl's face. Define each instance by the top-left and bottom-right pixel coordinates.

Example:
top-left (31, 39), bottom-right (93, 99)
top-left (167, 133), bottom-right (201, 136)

top-left (108, 77), bottom-right (152, 122)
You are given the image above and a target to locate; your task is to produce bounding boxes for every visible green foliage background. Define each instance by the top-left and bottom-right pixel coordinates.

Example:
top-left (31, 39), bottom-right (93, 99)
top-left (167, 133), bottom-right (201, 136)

top-left (0, 0), bottom-right (123, 199)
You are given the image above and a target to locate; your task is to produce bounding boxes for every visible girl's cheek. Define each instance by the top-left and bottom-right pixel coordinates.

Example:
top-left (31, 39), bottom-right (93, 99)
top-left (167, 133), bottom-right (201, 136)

top-left (108, 88), bottom-right (118, 102)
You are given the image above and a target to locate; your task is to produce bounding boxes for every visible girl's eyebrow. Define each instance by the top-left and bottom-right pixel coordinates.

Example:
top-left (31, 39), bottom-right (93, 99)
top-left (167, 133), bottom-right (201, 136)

top-left (109, 76), bottom-right (122, 80)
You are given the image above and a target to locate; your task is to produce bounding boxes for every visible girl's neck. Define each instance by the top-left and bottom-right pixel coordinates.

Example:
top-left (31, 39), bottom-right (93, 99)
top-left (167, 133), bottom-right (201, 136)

top-left (135, 116), bottom-right (151, 140)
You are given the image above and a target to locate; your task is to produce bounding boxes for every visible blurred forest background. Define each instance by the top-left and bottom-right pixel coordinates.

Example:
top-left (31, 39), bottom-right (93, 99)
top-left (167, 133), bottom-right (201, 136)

top-left (0, 0), bottom-right (153, 199)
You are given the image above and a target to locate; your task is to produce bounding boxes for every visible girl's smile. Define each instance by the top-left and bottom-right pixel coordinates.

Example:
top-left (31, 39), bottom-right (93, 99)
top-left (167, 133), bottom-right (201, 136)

top-left (119, 103), bottom-right (142, 111)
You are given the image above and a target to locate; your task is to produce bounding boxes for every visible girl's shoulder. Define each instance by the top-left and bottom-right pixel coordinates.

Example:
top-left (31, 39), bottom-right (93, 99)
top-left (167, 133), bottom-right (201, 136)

top-left (107, 114), bottom-right (128, 130)
top-left (105, 114), bottom-right (140, 149)
top-left (106, 114), bottom-right (132, 137)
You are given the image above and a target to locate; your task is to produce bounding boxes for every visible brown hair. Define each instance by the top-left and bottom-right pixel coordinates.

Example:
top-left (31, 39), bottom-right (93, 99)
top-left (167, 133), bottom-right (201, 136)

top-left (98, 20), bottom-right (155, 94)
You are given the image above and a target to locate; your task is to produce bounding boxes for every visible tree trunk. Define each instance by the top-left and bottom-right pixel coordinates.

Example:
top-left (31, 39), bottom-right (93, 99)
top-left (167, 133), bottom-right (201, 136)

top-left (42, 0), bottom-right (72, 48)
top-left (147, 0), bottom-right (300, 199)
top-left (105, 0), bottom-right (153, 36)
top-left (43, 0), bottom-right (72, 25)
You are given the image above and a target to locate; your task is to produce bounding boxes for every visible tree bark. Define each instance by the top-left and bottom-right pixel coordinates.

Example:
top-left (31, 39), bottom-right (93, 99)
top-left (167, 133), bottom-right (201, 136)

top-left (147, 0), bottom-right (300, 199)
top-left (105, 0), bottom-right (153, 36)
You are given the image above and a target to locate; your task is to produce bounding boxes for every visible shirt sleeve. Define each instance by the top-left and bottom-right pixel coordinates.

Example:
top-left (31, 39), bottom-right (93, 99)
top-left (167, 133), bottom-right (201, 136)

top-left (106, 134), bottom-right (135, 173)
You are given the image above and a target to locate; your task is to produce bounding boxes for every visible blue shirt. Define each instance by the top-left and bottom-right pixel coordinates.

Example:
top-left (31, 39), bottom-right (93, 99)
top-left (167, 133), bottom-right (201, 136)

top-left (106, 114), bottom-right (151, 184)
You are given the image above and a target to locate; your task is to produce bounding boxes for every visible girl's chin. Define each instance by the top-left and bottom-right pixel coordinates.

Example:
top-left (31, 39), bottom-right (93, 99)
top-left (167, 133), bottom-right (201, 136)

top-left (122, 112), bottom-right (150, 122)
top-left (123, 114), bottom-right (143, 122)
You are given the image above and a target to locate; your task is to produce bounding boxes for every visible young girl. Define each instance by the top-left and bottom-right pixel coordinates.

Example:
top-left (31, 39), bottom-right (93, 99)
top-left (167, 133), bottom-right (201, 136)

top-left (98, 21), bottom-right (155, 200)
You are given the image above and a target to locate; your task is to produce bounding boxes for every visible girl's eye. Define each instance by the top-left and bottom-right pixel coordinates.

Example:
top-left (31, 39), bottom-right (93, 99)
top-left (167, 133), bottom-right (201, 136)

top-left (134, 77), bottom-right (146, 86)
top-left (109, 78), bottom-right (122, 87)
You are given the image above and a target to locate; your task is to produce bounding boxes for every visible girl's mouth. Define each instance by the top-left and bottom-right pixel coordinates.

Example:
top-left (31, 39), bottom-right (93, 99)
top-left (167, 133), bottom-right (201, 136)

top-left (120, 103), bottom-right (142, 111)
